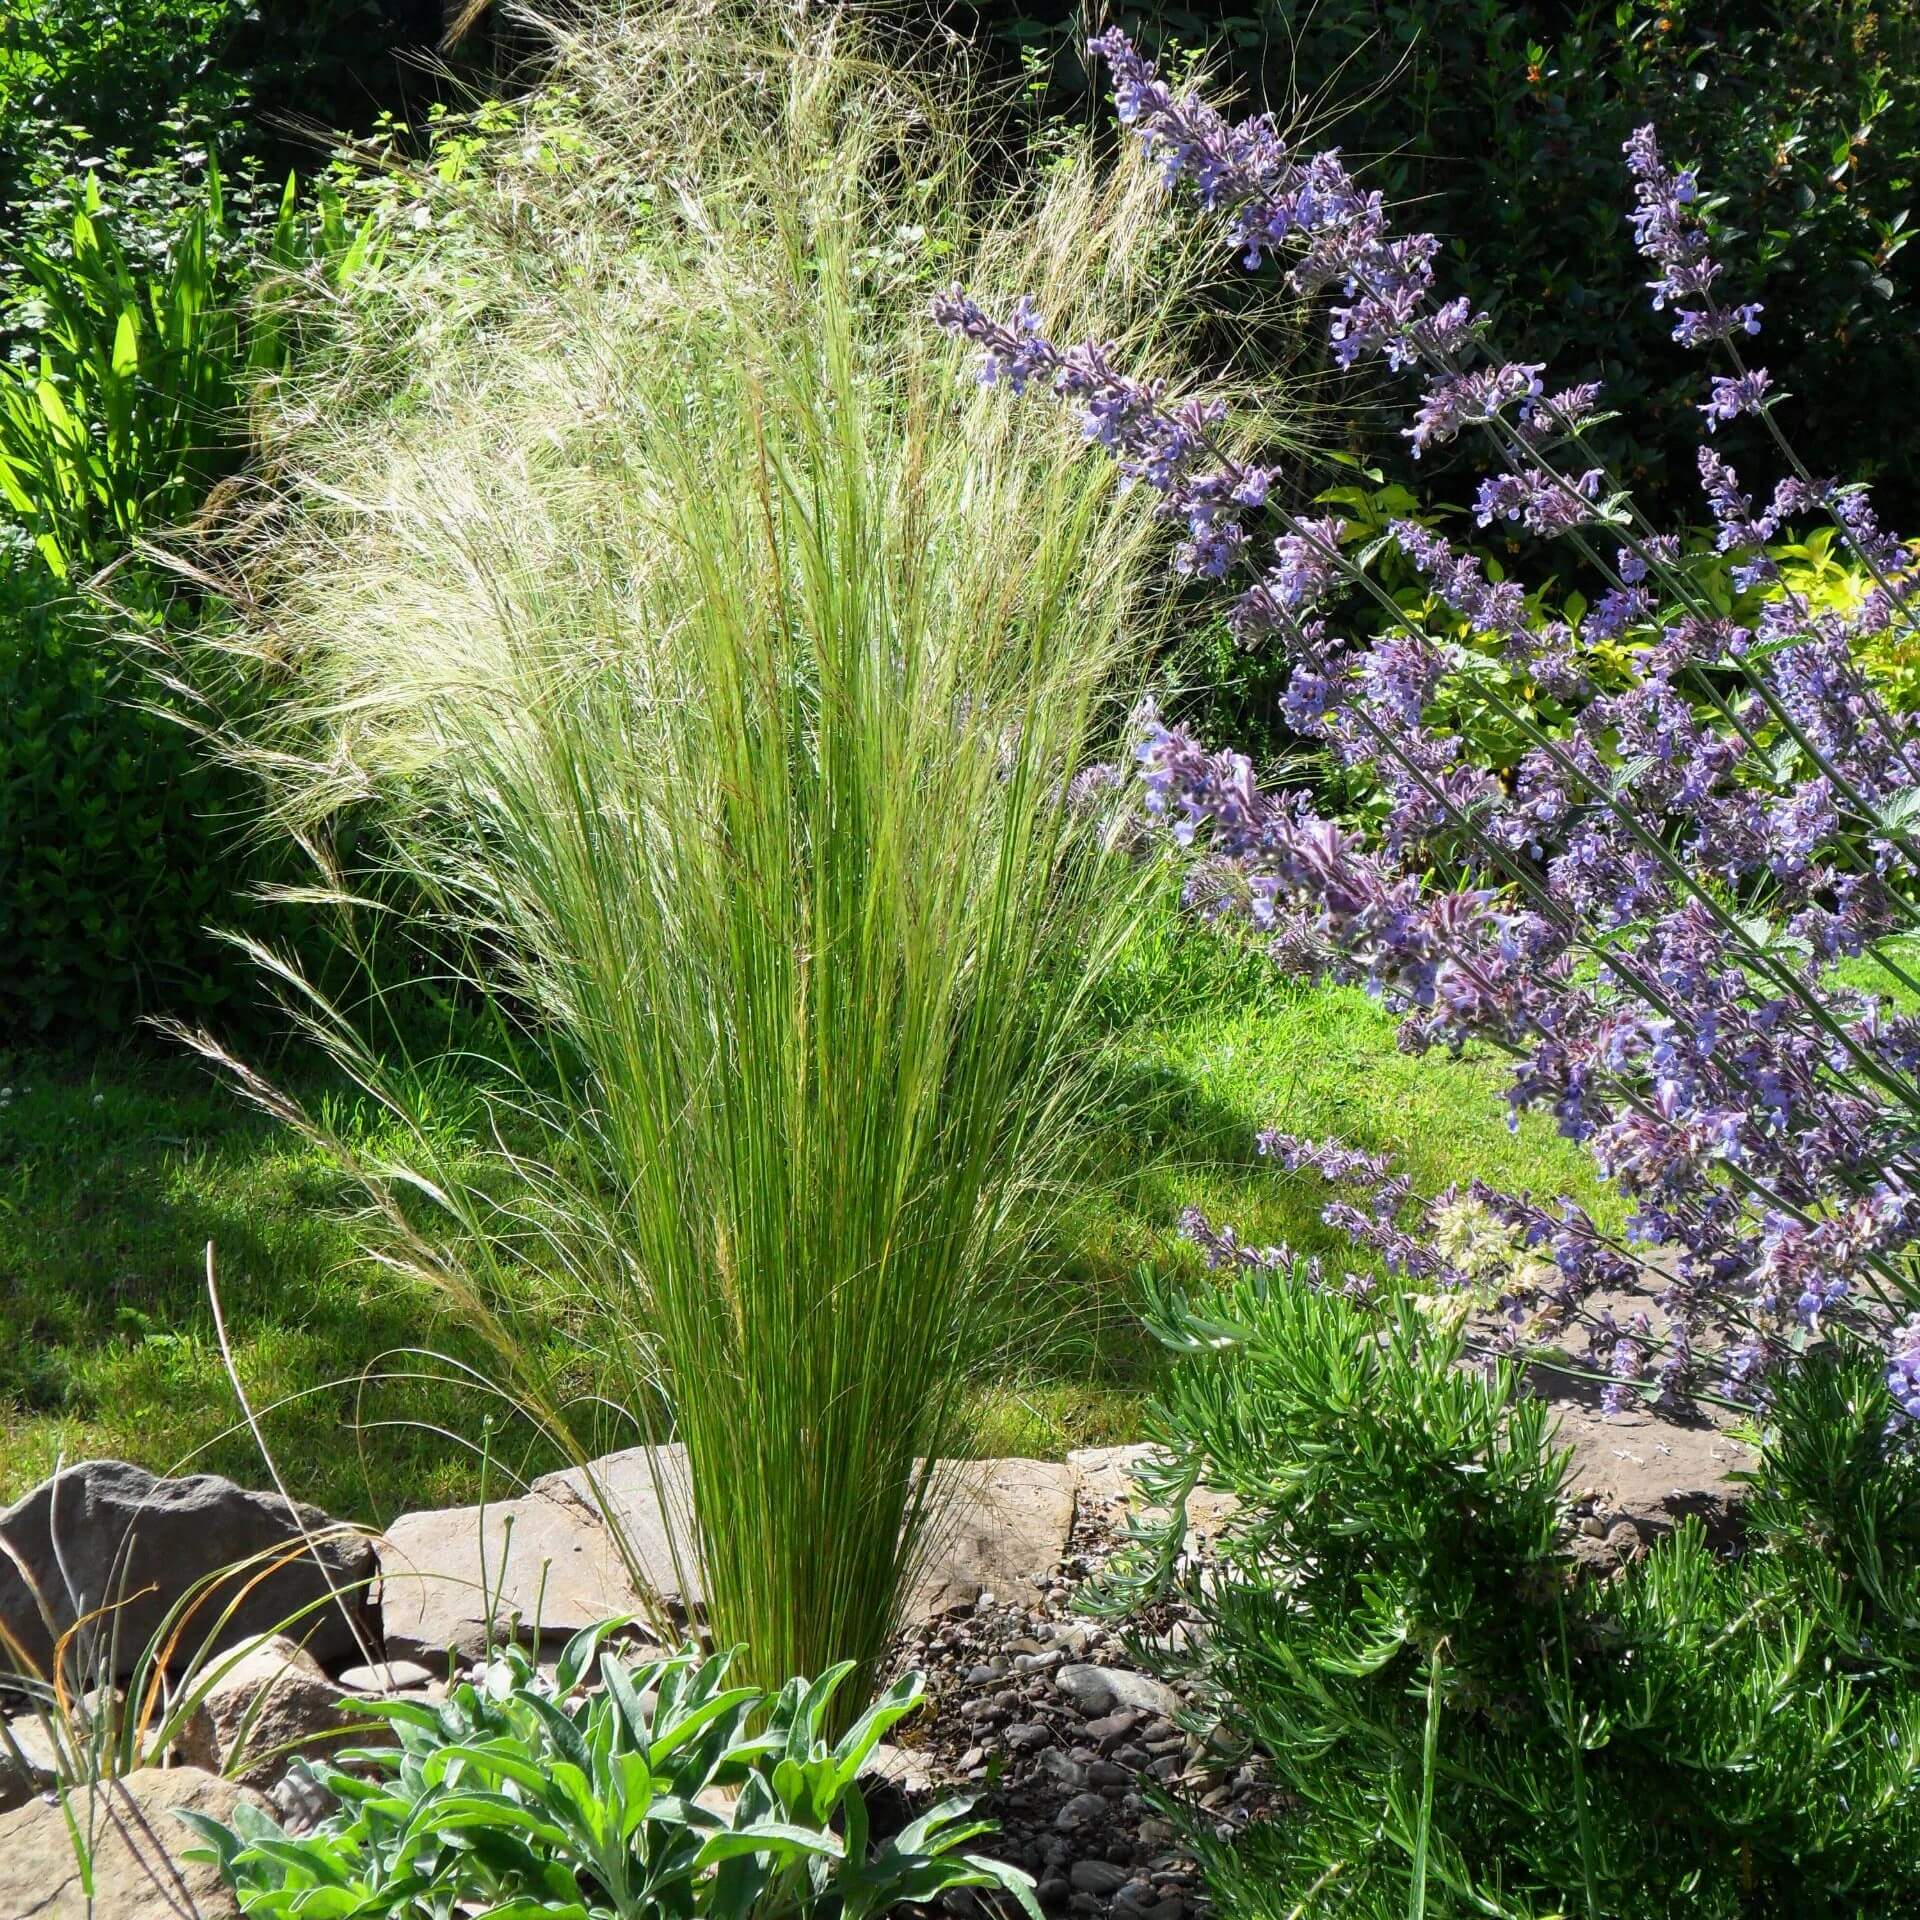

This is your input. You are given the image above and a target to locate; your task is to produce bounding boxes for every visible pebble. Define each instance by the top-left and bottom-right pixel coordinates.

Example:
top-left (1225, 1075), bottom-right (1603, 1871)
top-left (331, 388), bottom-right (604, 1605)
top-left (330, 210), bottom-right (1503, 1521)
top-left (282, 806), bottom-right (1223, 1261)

top-left (265, 1768), bottom-right (338, 1836)
top-left (872, 1480), bottom-right (1280, 1914)
top-left (1054, 1665), bottom-right (1117, 1716)
top-left (1055, 1791), bottom-right (1108, 1831)
top-left (335, 1658), bottom-right (434, 1694)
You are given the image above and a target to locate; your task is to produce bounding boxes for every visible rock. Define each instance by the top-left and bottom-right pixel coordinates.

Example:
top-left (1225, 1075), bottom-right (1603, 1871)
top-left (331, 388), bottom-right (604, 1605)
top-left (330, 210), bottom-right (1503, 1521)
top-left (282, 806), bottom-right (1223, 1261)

top-left (1054, 1665), bottom-right (1116, 1716)
top-left (0, 1461), bottom-right (374, 1689)
top-left (1056, 1665), bottom-right (1179, 1721)
top-left (1550, 1399), bottom-right (1753, 1566)
top-left (865, 1742), bottom-right (939, 1794)
top-left (525, 1448), bottom-right (1078, 1632)
top-left (1054, 1790), bottom-right (1107, 1830)
top-left (376, 1487), bottom-right (655, 1672)
top-left (1070, 1861), bottom-right (1130, 1896)
top-left (1067, 1447), bottom-right (1239, 1551)
top-left (1039, 1748), bottom-right (1087, 1790)
top-left (1037, 1876), bottom-right (1071, 1909)
top-left (0, 1765), bottom-right (267, 1919)
top-left (908, 1460), bottom-right (1078, 1620)
top-left (335, 1657), bottom-right (435, 1693)
top-left (528, 1444), bottom-right (705, 1609)
top-left (4, 1689), bottom-right (154, 1807)
top-left (0, 1718), bottom-right (51, 1812)
top-left (198, 1633), bottom-right (355, 1788)
top-left (268, 1763), bottom-right (340, 1837)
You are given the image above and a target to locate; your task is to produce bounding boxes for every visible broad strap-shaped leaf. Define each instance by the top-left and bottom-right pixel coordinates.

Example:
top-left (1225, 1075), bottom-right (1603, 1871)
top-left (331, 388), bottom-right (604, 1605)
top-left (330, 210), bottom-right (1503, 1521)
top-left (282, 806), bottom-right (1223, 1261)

top-left (693, 1820), bottom-right (847, 1869)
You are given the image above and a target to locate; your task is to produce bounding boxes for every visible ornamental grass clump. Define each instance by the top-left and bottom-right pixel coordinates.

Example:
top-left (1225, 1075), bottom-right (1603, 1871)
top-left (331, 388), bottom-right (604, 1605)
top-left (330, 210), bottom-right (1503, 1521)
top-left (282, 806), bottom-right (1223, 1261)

top-left (181, 2), bottom-right (1242, 1716)
top-left (940, 31), bottom-right (1920, 1434)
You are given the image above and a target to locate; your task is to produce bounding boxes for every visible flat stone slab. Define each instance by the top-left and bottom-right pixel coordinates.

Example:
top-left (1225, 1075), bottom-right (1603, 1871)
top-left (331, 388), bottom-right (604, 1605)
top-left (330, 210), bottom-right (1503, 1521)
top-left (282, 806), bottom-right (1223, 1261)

top-left (380, 1451), bottom-right (1097, 1660)
top-left (908, 1457), bottom-right (1077, 1618)
top-left (540, 1448), bottom-right (1078, 1623)
top-left (0, 1765), bottom-right (265, 1919)
top-left (530, 1443), bottom-right (704, 1608)
top-left (1068, 1445), bottom-right (1239, 1550)
top-left (1552, 1400), bottom-right (1753, 1555)
top-left (375, 1488), bottom-right (652, 1672)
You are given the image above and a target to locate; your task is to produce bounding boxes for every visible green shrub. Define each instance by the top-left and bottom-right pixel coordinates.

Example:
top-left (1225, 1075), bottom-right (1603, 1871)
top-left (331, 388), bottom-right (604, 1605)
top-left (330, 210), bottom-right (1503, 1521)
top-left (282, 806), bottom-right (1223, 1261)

top-left (1111, 1270), bottom-right (1920, 1916)
top-left (0, 562), bottom-right (258, 1036)
top-left (0, 166), bottom-right (250, 580)
top-left (183, 1633), bottom-right (1041, 1920)
top-left (0, 155), bottom-right (382, 1041)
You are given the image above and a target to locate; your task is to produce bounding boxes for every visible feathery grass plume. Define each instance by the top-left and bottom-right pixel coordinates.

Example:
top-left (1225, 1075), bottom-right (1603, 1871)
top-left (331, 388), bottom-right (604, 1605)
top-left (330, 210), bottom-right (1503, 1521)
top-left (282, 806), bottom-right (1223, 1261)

top-left (178, 0), bottom-right (1275, 1712)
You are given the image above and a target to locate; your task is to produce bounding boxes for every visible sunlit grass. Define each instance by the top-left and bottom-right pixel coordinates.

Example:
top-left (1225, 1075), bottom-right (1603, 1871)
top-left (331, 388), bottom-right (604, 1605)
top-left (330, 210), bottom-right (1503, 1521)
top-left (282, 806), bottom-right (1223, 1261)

top-left (0, 1046), bottom-right (575, 1518)
top-left (1, 952), bottom-right (1615, 1520)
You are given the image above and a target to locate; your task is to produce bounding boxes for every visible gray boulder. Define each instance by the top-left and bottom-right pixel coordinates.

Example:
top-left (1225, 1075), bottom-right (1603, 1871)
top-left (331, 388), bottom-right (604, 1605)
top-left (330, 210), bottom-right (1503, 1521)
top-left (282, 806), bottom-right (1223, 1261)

top-left (0, 1460), bottom-right (375, 1690)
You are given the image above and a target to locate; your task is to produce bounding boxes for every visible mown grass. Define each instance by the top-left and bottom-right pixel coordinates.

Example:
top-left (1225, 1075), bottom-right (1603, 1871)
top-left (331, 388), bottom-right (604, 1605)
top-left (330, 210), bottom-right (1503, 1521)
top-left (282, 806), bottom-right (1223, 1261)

top-left (970, 899), bottom-right (1619, 1457)
top-left (0, 1043), bottom-right (578, 1522)
top-left (1, 907), bottom-right (1615, 1519)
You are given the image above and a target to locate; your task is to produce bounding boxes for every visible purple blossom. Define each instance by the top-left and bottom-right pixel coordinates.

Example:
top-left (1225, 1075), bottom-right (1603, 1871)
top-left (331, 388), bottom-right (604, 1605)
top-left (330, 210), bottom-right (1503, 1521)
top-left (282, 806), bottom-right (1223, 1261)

top-left (1473, 467), bottom-right (1605, 537)
top-left (1890, 1316), bottom-right (1920, 1425)
top-left (944, 33), bottom-right (1920, 1433)
top-left (1701, 369), bottom-right (1773, 430)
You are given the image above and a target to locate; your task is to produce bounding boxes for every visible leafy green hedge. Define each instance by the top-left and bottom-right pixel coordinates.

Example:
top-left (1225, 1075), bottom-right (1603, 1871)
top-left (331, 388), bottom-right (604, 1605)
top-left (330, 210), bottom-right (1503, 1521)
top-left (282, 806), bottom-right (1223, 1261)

top-left (0, 567), bottom-right (262, 1036)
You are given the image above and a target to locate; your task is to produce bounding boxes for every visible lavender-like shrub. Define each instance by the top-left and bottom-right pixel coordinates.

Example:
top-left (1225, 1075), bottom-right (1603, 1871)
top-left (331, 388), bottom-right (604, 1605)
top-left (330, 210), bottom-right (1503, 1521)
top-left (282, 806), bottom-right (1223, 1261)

top-left (937, 31), bottom-right (1920, 1429)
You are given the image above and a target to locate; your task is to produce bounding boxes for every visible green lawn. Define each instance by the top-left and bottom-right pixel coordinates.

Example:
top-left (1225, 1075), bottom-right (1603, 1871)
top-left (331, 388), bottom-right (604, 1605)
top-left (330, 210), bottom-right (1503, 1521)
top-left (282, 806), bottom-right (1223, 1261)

top-left (0, 1045), bottom-right (580, 1522)
top-left (0, 916), bottom-right (1616, 1524)
top-left (971, 911), bottom-right (1617, 1457)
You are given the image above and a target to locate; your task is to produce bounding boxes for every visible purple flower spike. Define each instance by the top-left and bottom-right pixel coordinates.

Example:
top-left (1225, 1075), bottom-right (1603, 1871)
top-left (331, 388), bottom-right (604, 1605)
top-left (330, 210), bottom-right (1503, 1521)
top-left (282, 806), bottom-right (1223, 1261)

top-left (945, 35), bottom-right (1920, 1435)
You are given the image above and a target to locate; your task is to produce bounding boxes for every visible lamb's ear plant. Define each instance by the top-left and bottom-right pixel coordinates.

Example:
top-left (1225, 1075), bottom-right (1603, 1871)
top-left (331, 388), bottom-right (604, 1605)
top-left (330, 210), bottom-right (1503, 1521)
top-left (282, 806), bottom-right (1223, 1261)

top-left (170, 0), bottom-right (1266, 1725)
top-left (180, 1634), bottom-right (1043, 1920)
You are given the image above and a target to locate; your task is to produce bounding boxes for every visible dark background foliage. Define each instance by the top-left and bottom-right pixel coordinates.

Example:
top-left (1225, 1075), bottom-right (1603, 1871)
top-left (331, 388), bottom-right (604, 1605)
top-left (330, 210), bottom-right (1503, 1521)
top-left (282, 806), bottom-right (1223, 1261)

top-left (0, 4), bottom-right (467, 1043)
top-left (7, 0), bottom-right (1920, 1039)
top-left (956, 1), bottom-right (1920, 524)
